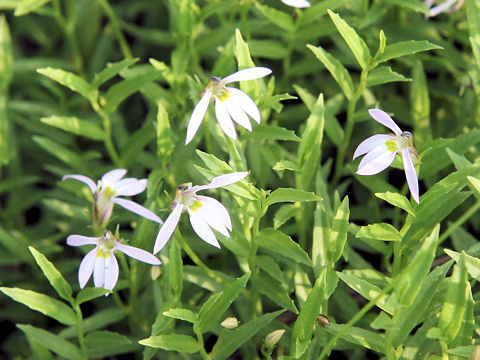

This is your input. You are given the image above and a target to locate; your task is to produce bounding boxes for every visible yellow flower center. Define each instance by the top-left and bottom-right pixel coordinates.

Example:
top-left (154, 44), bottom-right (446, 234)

top-left (217, 89), bottom-right (230, 102)
top-left (385, 139), bottom-right (398, 152)
top-left (189, 199), bottom-right (203, 212)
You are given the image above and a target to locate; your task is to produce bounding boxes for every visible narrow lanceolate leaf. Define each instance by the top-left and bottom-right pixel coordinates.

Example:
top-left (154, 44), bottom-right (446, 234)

top-left (255, 3), bottom-right (294, 33)
top-left (445, 249), bottom-right (480, 281)
top-left (0, 15), bottom-right (13, 165)
top-left (41, 116), bottom-right (104, 141)
top-left (156, 101), bottom-right (172, 165)
top-left (29, 247), bottom-right (72, 303)
top-left (438, 253), bottom-right (469, 344)
top-left (328, 196), bottom-right (350, 262)
top-left (139, 334), bottom-right (200, 353)
top-left (17, 325), bottom-right (81, 360)
top-left (85, 330), bottom-right (139, 358)
top-left (356, 223), bottom-right (402, 242)
top-left (92, 58), bottom-right (139, 88)
top-left (327, 10), bottom-right (371, 69)
top-left (366, 66), bottom-right (410, 87)
top-left (163, 308), bottom-right (196, 324)
top-left (292, 269), bottom-right (327, 358)
top-left (75, 288), bottom-right (109, 305)
top-left (14, 0), bottom-right (52, 16)
top-left (257, 228), bottom-right (312, 267)
top-left (467, 176), bottom-right (480, 200)
top-left (373, 40), bottom-right (442, 64)
top-left (307, 45), bottom-right (354, 100)
top-left (410, 60), bottom-right (431, 142)
top-left (33, 135), bottom-right (84, 168)
top-left (254, 272), bottom-right (297, 312)
top-left (375, 192), bottom-right (415, 216)
top-left (265, 188), bottom-right (321, 206)
top-left (0, 287), bottom-right (76, 325)
top-left (197, 273), bottom-right (250, 333)
top-left (37, 67), bottom-right (97, 104)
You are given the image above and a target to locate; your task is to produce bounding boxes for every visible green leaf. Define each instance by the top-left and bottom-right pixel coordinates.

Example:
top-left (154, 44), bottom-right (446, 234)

top-left (249, 39), bottom-right (288, 59)
top-left (327, 10), bottom-right (371, 69)
top-left (467, 176), bottom-right (480, 200)
top-left (307, 45), bottom-right (354, 100)
top-left (255, 3), bottom-right (294, 32)
top-left (374, 192), bottom-right (415, 216)
top-left (265, 188), bottom-right (321, 206)
top-left (410, 59), bottom-right (431, 142)
top-left (257, 255), bottom-right (284, 281)
top-left (168, 236), bottom-right (183, 299)
top-left (139, 334), bottom-right (200, 353)
top-left (197, 273), bottom-right (250, 333)
top-left (163, 308), bottom-right (196, 324)
top-left (0, 15), bottom-right (13, 165)
top-left (40, 116), bottom-right (104, 141)
top-left (92, 58), bottom-right (139, 88)
top-left (75, 287), bottom-right (109, 305)
top-left (28, 246), bottom-right (72, 302)
top-left (366, 66), bottom-right (410, 87)
top-left (445, 249), bottom-right (480, 281)
top-left (33, 135), bottom-right (84, 168)
top-left (243, 124), bottom-right (300, 142)
top-left (356, 223), bottom-right (402, 242)
top-left (86, 330), bottom-right (138, 358)
top-left (0, 287), bottom-right (76, 325)
top-left (257, 228), bottom-right (312, 267)
top-left (274, 204), bottom-right (297, 229)
top-left (324, 324), bottom-right (385, 353)
top-left (382, 0), bottom-right (429, 13)
top-left (17, 325), bottom-right (81, 360)
top-left (253, 272), bottom-right (297, 312)
top-left (37, 67), bottom-right (96, 103)
top-left (329, 196), bottom-right (350, 262)
top-left (14, 0), bottom-right (51, 16)
top-left (234, 27), bottom-right (255, 68)
top-left (373, 40), bottom-right (442, 64)
top-left (156, 101), bottom-right (172, 165)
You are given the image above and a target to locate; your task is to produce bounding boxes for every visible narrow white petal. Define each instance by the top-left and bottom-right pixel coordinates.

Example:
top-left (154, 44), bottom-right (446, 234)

top-left (197, 195), bottom-right (232, 230)
top-left (368, 109), bottom-right (402, 136)
top-left (102, 169), bottom-right (127, 185)
top-left (222, 67), bottom-right (272, 84)
top-left (427, 0), bottom-right (458, 17)
top-left (188, 210), bottom-right (221, 248)
top-left (226, 88), bottom-right (261, 123)
top-left (214, 97), bottom-right (237, 140)
top-left (224, 96), bottom-right (252, 131)
top-left (67, 235), bottom-right (99, 247)
top-left (353, 134), bottom-right (393, 160)
top-left (196, 171), bottom-right (248, 191)
top-left (93, 255), bottom-right (106, 288)
top-left (402, 148), bottom-right (420, 204)
top-left (154, 203), bottom-right (184, 254)
top-left (62, 174), bottom-right (96, 193)
top-left (114, 198), bottom-right (163, 223)
top-left (104, 255), bottom-right (119, 291)
top-left (194, 197), bottom-right (230, 237)
top-left (281, 0), bottom-right (311, 8)
top-left (357, 146), bottom-right (397, 175)
top-left (78, 249), bottom-right (96, 289)
top-left (113, 178), bottom-right (147, 196)
top-left (186, 91), bottom-right (212, 144)
top-left (116, 243), bottom-right (161, 265)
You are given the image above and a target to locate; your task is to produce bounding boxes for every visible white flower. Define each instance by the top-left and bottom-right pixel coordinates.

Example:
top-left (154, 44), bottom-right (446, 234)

top-left (153, 172), bottom-right (248, 253)
top-left (353, 109), bottom-right (420, 204)
top-left (281, 0), bottom-right (310, 8)
top-left (67, 231), bottom-right (161, 291)
top-left (424, 0), bottom-right (463, 17)
top-left (186, 67), bottom-right (272, 144)
top-left (63, 169), bottom-right (162, 228)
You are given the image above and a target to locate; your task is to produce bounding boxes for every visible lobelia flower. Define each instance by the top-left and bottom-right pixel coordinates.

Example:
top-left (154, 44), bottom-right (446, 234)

top-left (281, 0), bottom-right (311, 8)
top-left (153, 172), bottom-right (248, 254)
top-left (353, 109), bottom-right (420, 204)
top-left (186, 67), bottom-right (272, 144)
top-left (67, 231), bottom-right (161, 291)
top-left (424, 0), bottom-right (464, 17)
top-left (63, 169), bottom-right (162, 229)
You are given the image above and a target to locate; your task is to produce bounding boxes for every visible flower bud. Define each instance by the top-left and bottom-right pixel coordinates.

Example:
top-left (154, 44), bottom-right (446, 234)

top-left (220, 317), bottom-right (239, 329)
top-left (264, 329), bottom-right (285, 350)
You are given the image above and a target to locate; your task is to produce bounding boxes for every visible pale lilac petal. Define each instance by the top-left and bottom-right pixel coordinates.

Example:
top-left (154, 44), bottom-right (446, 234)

top-left (402, 148), bottom-right (420, 204)
top-left (102, 169), bottom-right (127, 185)
top-left (214, 97), bottom-right (237, 140)
top-left (357, 146), bottom-right (397, 175)
top-left (103, 255), bottom-right (119, 291)
top-left (281, 0), bottom-right (311, 8)
top-left (195, 171), bottom-right (248, 191)
top-left (112, 178), bottom-right (146, 196)
top-left (427, 0), bottom-right (458, 17)
top-left (226, 88), bottom-right (261, 123)
top-left (62, 174), bottom-right (96, 193)
top-left (154, 203), bottom-right (184, 254)
top-left (116, 243), bottom-right (161, 265)
top-left (93, 255), bottom-right (106, 288)
top-left (224, 96), bottom-right (252, 131)
top-left (368, 109), bottom-right (402, 136)
top-left (194, 197), bottom-right (230, 237)
top-left (67, 235), bottom-right (99, 247)
top-left (188, 210), bottom-right (221, 248)
top-left (197, 195), bottom-right (232, 230)
top-left (78, 249), bottom-right (96, 289)
top-left (353, 134), bottom-right (393, 160)
top-left (113, 198), bottom-right (163, 223)
top-left (222, 67), bottom-right (272, 84)
top-left (186, 90), bottom-right (212, 144)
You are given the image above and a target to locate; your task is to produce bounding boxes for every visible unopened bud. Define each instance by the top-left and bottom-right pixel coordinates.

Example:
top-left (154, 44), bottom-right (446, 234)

top-left (220, 317), bottom-right (239, 329)
top-left (317, 314), bottom-right (330, 327)
top-left (264, 329), bottom-right (285, 350)
top-left (150, 266), bottom-right (162, 280)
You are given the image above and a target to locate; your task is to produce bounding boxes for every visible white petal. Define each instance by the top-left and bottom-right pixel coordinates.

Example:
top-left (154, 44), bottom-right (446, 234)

top-left (102, 169), bottom-right (127, 185)
top-left (226, 88), bottom-right (261, 123)
top-left (427, 0), bottom-right (458, 17)
top-left (78, 249), bottom-right (96, 289)
top-left (402, 148), bottom-right (420, 204)
top-left (357, 146), bottom-right (397, 175)
top-left (114, 198), bottom-right (163, 223)
top-left (62, 174), bottom-right (96, 193)
top-left (186, 90), bottom-right (212, 144)
top-left (113, 178), bottom-right (147, 196)
top-left (214, 97), bottom-right (237, 140)
top-left (116, 243), bottom-right (161, 265)
top-left (188, 210), bottom-right (221, 248)
top-left (195, 171), bottom-right (248, 191)
top-left (194, 197), bottom-right (230, 237)
top-left (154, 203), bottom-right (184, 254)
top-left (104, 254), bottom-right (119, 291)
top-left (368, 109), bottom-right (402, 136)
top-left (224, 96), bottom-right (253, 131)
top-left (67, 235), bottom-right (99, 247)
top-left (93, 255), bottom-right (106, 288)
top-left (197, 195), bottom-right (232, 230)
top-left (281, 0), bottom-right (311, 7)
top-left (222, 67), bottom-right (272, 84)
top-left (353, 134), bottom-right (393, 160)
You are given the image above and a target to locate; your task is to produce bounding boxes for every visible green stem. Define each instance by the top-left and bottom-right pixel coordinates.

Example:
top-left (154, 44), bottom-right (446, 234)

top-left (392, 241), bottom-right (402, 277)
top-left (92, 102), bottom-right (122, 167)
top-left (73, 304), bottom-right (87, 360)
top-left (225, 135), bottom-right (247, 171)
top-left (438, 200), bottom-right (480, 244)
top-left (194, 325), bottom-right (211, 360)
